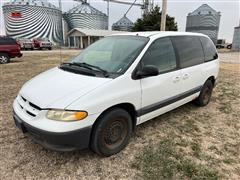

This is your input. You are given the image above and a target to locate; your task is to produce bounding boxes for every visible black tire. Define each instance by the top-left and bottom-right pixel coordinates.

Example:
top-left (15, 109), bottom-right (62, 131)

top-left (0, 53), bottom-right (10, 64)
top-left (91, 108), bottom-right (132, 157)
top-left (194, 80), bottom-right (213, 107)
top-left (48, 47), bottom-right (52, 50)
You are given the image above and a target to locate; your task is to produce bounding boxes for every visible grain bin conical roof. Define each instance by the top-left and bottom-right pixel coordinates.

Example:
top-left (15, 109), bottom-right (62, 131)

top-left (63, 2), bottom-right (108, 30)
top-left (112, 15), bottom-right (133, 31)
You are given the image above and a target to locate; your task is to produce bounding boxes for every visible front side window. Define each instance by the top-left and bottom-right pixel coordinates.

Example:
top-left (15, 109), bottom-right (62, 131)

top-left (200, 37), bottom-right (218, 62)
top-left (171, 36), bottom-right (205, 68)
top-left (141, 37), bottom-right (177, 73)
top-left (70, 36), bottom-right (149, 73)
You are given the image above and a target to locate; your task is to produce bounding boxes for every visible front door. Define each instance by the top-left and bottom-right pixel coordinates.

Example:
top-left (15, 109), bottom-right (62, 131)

top-left (139, 37), bottom-right (183, 124)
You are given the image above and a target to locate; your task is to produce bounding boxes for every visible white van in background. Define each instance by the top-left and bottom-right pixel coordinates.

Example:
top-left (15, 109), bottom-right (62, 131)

top-left (13, 32), bottom-right (219, 156)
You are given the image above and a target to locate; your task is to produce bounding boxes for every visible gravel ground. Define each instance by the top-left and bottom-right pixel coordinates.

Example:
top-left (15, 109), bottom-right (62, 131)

top-left (0, 50), bottom-right (239, 179)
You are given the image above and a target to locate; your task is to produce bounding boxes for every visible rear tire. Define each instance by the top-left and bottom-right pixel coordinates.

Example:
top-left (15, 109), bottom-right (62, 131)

top-left (91, 108), bottom-right (132, 157)
top-left (0, 53), bottom-right (10, 64)
top-left (194, 80), bottom-right (213, 106)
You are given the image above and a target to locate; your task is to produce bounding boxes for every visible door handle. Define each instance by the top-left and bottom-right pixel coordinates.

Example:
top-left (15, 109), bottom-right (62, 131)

top-left (183, 73), bottom-right (190, 80)
top-left (173, 76), bottom-right (181, 83)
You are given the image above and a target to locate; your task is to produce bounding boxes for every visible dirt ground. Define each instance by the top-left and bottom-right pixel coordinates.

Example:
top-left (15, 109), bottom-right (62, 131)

top-left (0, 50), bottom-right (239, 179)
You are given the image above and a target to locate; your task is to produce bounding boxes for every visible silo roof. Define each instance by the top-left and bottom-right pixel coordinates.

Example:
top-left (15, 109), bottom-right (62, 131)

top-left (113, 15), bottom-right (133, 26)
top-left (66, 2), bottom-right (107, 16)
top-left (189, 4), bottom-right (220, 15)
top-left (3, 0), bottom-right (58, 9)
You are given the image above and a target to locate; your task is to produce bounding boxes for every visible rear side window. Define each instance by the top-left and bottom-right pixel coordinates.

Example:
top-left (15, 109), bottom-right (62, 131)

top-left (0, 38), bottom-right (17, 45)
top-left (200, 37), bottom-right (218, 62)
top-left (171, 36), bottom-right (204, 68)
top-left (141, 37), bottom-right (177, 73)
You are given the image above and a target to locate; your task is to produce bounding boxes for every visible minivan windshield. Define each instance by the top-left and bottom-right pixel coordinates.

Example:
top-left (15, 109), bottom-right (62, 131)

top-left (69, 36), bottom-right (149, 74)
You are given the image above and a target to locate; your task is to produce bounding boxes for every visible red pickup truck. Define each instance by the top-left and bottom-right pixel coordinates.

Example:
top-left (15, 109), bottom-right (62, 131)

top-left (33, 38), bottom-right (52, 50)
top-left (0, 36), bottom-right (22, 64)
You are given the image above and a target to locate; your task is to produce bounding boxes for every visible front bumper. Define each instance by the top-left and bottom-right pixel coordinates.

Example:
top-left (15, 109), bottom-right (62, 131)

top-left (40, 44), bottom-right (52, 48)
top-left (13, 110), bottom-right (92, 151)
top-left (10, 52), bottom-right (23, 58)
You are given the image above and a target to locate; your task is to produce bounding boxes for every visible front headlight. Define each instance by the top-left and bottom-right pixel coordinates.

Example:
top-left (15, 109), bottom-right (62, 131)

top-left (46, 110), bottom-right (88, 122)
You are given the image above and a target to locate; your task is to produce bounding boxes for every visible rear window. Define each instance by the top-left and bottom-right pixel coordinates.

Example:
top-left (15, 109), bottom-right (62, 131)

top-left (0, 37), bottom-right (17, 45)
top-left (171, 36), bottom-right (205, 68)
top-left (200, 37), bottom-right (218, 62)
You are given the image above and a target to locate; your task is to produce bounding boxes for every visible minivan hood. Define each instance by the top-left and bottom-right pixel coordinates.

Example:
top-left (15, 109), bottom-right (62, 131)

top-left (20, 67), bottom-right (112, 109)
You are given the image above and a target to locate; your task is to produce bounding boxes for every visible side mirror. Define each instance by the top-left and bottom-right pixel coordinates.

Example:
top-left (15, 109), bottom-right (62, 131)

top-left (134, 65), bottom-right (159, 79)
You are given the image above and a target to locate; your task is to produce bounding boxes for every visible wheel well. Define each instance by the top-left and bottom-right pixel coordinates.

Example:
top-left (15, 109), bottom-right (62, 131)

top-left (93, 103), bottom-right (137, 132)
top-left (0, 52), bottom-right (9, 56)
top-left (207, 76), bottom-right (215, 86)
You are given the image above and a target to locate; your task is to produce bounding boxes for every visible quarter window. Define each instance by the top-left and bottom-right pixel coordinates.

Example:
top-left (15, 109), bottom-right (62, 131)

top-left (0, 38), bottom-right (16, 45)
top-left (141, 37), bottom-right (177, 73)
top-left (200, 37), bottom-right (218, 62)
top-left (171, 36), bottom-right (205, 68)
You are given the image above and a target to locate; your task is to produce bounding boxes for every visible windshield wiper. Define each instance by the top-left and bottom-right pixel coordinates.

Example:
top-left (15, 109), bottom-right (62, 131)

top-left (59, 63), bottom-right (95, 76)
top-left (61, 62), bottom-right (109, 77)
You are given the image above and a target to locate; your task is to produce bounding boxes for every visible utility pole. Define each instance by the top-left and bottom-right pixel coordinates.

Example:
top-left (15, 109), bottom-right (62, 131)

top-left (160, 0), bottom-right (167, 31)
top-left (107, 0), bottom-right (110, 30)
top-left (58, 0), bottom-right (64, 45)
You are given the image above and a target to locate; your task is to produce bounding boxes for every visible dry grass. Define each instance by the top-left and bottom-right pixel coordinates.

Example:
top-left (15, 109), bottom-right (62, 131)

top-left (0, 50), bottom-right (239, 179)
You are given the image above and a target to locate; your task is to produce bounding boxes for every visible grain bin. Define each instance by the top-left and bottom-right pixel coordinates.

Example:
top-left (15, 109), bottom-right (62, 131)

top-left (186, 4), bottom-right (221, 45)
top-left (2, 0), bottom-right (63, 43)
top-left (112, 15), bottom-right (133, 31)
top-left (63, 2), bottom-right (108, 30)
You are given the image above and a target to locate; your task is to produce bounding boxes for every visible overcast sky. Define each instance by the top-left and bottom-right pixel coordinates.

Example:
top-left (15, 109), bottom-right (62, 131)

top-left (0, 0), bottom-right (239, 42)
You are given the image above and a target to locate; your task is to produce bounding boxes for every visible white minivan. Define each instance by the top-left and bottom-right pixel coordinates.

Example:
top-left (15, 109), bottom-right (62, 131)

top-left (13, 32), bottom-right (219, 156)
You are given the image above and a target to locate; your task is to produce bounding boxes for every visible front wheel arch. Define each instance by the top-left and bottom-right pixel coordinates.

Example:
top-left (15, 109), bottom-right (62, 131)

top-left (91, 103), bottom-right (137, 134)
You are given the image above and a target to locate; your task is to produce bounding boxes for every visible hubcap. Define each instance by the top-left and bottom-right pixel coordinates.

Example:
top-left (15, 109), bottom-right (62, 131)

top-left (0, 56), bottom-right (8, 63)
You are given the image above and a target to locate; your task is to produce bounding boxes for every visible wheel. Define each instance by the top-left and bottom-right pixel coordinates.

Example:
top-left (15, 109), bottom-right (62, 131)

top-left (194, 80), bottom-right (213, 106)
top-left (48, 47), bottom-right (52, 50)
top-left (91, 108), bottom-right (132, 157)
top-left (0, 53), bottom-right (10, 64)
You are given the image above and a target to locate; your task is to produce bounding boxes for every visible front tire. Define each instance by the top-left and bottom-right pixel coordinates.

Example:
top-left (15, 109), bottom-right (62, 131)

top-left (194, 80), bottom-right (213, 106)
top-left (0, 53), bottom-right (10, 64)
top-left (91, 108), bottom-right (132, 157)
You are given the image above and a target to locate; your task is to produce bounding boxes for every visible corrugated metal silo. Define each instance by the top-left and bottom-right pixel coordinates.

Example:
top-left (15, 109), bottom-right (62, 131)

top-left (186, 4), bottom-right (221, 45)
top-left (2, 0), bottom-right (63, 43)
top-left (63, 2), bottom-right (108, 30)
top-left (232, 25), bottom-right (240, 51)
top-left (112, 15), bottom-right (133, 31)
